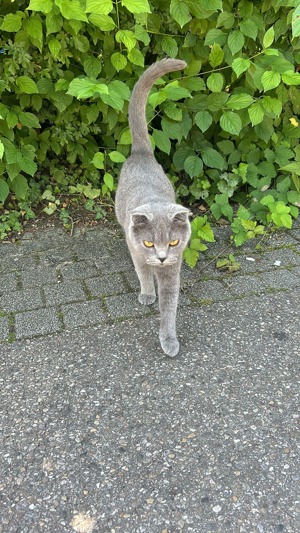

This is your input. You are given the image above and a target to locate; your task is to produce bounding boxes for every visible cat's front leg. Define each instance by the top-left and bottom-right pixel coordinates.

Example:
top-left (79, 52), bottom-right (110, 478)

top-left (134, 261), bottom-right (156, 305)
top-left (155, 264), bottom-right (181, 357)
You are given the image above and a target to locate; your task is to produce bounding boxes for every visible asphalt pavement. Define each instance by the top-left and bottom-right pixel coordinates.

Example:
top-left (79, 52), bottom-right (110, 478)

top-left (0, 219), bottom-right (299, 533)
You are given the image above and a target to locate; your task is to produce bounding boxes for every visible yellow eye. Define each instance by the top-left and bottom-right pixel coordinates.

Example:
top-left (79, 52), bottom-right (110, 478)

top-left (143, 240), bottom-right (154, 248)
top-left (169, 239), bottom-right (179, 247)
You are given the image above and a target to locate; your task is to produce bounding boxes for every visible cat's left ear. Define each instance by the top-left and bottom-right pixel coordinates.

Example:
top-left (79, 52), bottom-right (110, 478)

top-left (168, 204), bottom-right (192, 223)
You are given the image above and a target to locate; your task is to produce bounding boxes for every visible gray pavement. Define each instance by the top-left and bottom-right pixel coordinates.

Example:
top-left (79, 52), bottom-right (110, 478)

top-left (0, 220), bottom-right (300, 533)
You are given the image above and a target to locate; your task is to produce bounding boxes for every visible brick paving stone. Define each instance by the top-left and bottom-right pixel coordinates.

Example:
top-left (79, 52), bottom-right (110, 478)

top-left (0, 254), bottom-right (38, 272)
top-left (95, 254), bottom-right (133, 273)
top-left (0, 316), bottom-right (10, 341)
top-left (225, 274), bottom-right (268, 295)
top-left (0, 272), bottom-right (18, 294)
top-left (105, 293), bottom-right (157, 320)
top-left (62, 300), bottom-right (107, 329)
top-left (43, 281), bottom-right (86, 306)
top-left (20, 266), bottom-right (57, 288)
top-left (38, 250), bottom-right (75, 267)
top-left (260, 269), bottom-right (300, 290)
top-left (188, 279), bottom-right (230, 302)
top-left (15, 307), bottom-right (61, 339)
top-left (0, 288), bottom-right (44, 313)
top-left (59, 262), bottom-right (99, 281)
top-left (85, 273), bottom-right (128, 297)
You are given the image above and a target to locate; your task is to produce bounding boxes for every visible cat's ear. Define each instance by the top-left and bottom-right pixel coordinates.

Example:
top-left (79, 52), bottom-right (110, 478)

top-left (168, 204), bottom-right (192, 223)
top-left (131, 205), bottom-right (154, 226)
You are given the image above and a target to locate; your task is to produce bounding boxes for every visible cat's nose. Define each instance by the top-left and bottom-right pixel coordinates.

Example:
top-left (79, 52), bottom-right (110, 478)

top-left (158, 257), bottom-right (166, 263)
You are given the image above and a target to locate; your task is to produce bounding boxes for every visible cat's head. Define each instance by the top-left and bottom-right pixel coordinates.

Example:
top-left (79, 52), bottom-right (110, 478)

top-left (128, 203), bottom-right (191, 266)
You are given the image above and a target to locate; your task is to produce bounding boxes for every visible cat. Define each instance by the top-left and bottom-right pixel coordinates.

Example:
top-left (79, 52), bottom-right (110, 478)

top-left (115, 58), bottom-right (191, 357)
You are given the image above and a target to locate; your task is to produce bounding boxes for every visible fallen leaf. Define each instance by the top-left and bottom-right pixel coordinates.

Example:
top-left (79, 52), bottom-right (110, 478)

top-left (70, 513), bottom-right (96, 533)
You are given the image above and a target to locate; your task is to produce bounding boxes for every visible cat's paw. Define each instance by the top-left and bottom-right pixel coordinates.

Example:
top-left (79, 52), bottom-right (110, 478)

top-left (138, 293), bottom-right (156, 305)
top-left (160, 336), bottom-right (180, 357)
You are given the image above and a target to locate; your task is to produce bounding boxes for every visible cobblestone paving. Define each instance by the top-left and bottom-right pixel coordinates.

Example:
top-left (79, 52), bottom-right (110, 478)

top-left (1, 222), bottom-right (300, 343)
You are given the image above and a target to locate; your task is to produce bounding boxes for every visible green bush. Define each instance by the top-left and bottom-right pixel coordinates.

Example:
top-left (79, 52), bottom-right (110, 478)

top-left (0, 0), bottom-right (300, 259)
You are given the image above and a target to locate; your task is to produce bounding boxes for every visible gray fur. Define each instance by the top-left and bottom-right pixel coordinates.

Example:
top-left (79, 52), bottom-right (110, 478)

top-left (115, 59), bottom-right (190, 357)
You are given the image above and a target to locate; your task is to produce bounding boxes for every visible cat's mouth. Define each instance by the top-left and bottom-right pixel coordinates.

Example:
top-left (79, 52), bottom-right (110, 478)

top-left (146, 257), bottom-right (178, 267)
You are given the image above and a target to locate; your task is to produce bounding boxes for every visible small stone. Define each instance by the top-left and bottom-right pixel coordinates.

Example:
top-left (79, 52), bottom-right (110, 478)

top-left (213, 505), bottom-right (222, 513)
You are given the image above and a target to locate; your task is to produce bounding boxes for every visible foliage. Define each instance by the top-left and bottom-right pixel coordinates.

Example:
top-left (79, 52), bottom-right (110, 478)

top-left (216, 253), bottom-right (240, 273)
top-left (0, 0), bottom-right (300, 256)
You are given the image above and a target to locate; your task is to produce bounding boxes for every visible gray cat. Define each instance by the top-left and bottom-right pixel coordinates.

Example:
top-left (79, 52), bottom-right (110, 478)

top-left (115, 58), bottom-right (191, 357)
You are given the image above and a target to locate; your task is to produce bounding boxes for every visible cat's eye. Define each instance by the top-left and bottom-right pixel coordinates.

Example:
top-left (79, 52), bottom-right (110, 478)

top-left (169, 239), bottom-right (179, 247)
top-left (143, 240), bottom-right (154, 248)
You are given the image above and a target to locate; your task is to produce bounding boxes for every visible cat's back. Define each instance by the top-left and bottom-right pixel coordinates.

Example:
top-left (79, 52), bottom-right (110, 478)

top-left (115, 152), bottom-right (175, 225)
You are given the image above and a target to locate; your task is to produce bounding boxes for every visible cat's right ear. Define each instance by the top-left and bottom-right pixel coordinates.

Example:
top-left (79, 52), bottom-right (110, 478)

top-left (130, 206), bottom-right (153, 226)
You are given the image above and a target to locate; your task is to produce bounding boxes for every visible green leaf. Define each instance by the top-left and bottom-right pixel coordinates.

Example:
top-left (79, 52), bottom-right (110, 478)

top-left (226, 93), bottom-right (254, 110)
top-left (121, 0), bottom-right (151, 14)
top-left (101, 89), bottom-right (124, 111)
top-left (83, 57), bottom-right (102, 78)
top-left (183, 247), bottom-right (199, 268)
top-left (85, 0), bottom-right (113, 14)
top-left (55, 0), bottom-right (88, 21)
top-left (292, 5), bottom-right (300, 38)
top-left (92, 152), bottom-right (105, 169)
top-left (10, 175), bottom-right (29, 200)
top-left (0, 141), bottom-right (4, 160)
top-left (67, 78), bottom-right (108, 98)
top-left (6, 112), bottom-right (18, 129)
top-left (280, 162), bottom-right (300, 175)
top-left (227, 30), bottom-right (244, 55)
top-left (111, 52), bottom-right (127, 72)
top-left (16, 76), bottom-right (38, 94)
top-left (89, 14), bottom-right (115, 30)
top-left (232, 57), bottom-right (251, 77)
top-left (206, 92), bottom-right (229, 111)
top-left (103, 172), bottom-right (114, 190)
top-left (207, 73), bottom-right (224, 93)
top-left (26, 15), bottom-right (43, 46)
top-left (164, 102), bottom-right (182, 121)
top-left (128, 48), bottom-right (145, 67)
top-left (282, 70), bottom-right (300, 86)
top-left (261, 71), bottom-right (281, 91)
top-left (201, 147), bottom-right (226, 170)
top-left (0, 179), bottom-right (10, 203)
top-left (239, 19), bottom-right (258, 40)
top-left (18, 112), bottom-right (40, 128)
top-left (2, 142), bottom-right (22, 164)
top-left (170, 0), bottom-right (191, 28)
top-left (48, 38), bottom-right (61, 59)
top-left (27, 0), bottom-right (52, 13)
top-left (1, 13), bottom-right (23, 32)
top-left (109, 151), bottom-right (126, 163)
top-left (162, 36), bottom-right (178, 58)
top-left (220, 111), bottom-right (242, 135)
top-left (173, 146), bottom-right (194, 170)
top-left (205, 29), bottom-right (227, 46)
top-left (263, 26), bottom-right (274, 49)
top-left (119, 128), bottom-right (132, 144)
top-left (165, 85), bottom-right (191, 101)
top-left (261, 96), bottom-right (282, 116)
top-left (116, 30), bottom-right (137, 51)
top-left (152, 129), bottom-right (171, 154)
top-left (20, 146), bottom-right (37, 177)
top-left (184, 155), bottom-right (203, 177)
top-left (208, 43), bottom-right (224, 68)
top-left (194, 110), bottom-right (213, 133)
top-left (248, 102), bottom-right (265, 126)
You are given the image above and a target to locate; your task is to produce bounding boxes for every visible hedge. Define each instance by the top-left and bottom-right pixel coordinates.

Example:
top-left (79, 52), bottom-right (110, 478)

top-left (0, 0), bottom-right (300, 263)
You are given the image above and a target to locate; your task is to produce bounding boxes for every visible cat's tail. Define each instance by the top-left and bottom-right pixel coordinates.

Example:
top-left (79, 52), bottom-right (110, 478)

top-left (129, 58), bottom-right (187, 154)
